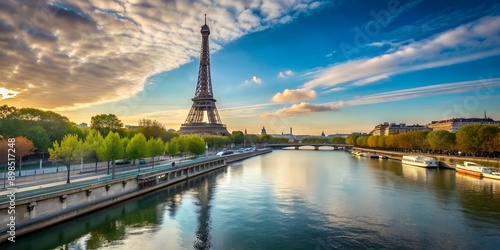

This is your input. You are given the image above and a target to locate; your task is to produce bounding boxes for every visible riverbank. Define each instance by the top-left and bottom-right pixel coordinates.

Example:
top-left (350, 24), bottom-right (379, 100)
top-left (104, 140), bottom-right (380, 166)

top-left (351, 147), bottom-right (500, 169)
top-left (0, 148), bottom-right (272, 243)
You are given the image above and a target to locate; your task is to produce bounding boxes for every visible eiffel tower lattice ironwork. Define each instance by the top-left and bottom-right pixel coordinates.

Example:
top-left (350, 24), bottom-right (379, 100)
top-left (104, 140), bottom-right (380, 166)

top-left (179, 15), bottom-right (229, 136)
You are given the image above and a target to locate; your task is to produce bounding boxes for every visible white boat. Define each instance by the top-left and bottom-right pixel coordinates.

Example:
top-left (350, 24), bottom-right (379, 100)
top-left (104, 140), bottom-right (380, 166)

top-left (455, 161), bottom-right (490, 177)
top-left (481, 168), bottom-right (500, 180)
top-left (402, 155), bottom-right (438, 168)
top-left (360, 152), bottom-right (378, 158)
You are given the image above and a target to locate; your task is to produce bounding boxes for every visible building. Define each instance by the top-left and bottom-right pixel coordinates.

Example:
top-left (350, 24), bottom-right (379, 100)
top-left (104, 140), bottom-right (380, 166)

top-left (261, 126), bottom-right (267, 135)
top-left (428, 117), bottom-right (500, 132)
top-left (77, 123), bottom-right (88, 128)
top-left (371, 122), bottom-right (431, 136)
top-left (178, 15), bottom-right (229, 136)
top-left (125, 125), bottom-right (141, 130)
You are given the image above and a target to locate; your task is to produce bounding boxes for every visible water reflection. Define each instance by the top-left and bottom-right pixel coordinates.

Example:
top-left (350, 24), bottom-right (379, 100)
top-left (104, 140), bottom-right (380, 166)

top-left (2, 168), bottom-right (225, 250)
top-left (3, 151), bottom-right (500, 249)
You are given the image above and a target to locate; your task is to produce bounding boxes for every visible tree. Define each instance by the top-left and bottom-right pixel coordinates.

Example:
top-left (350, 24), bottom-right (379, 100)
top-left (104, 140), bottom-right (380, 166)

top-left (478, 125), bottom-right (500, 155)
top-left (138, 119), bottom-right (167, 139)
top-left (230, 131), bottom-right (245, 145)
top-left (377, 135), bottom-right (386, 148)
top-left (331, 137), bottom-right (345, 144)
top-left (13, 136), bottom-right (36, 177)
top-left (83, 130), bottom-right (104, 173)
top-left (367, 136), bottom-right (379, 148)
top-left (147, 138), bottom-right (165, 167)
top-left (48, 134), bottom-right (82, 183)
top-left (25, 125), bottom-right (51, 156)
top-left (186, 136), bottom-right (206, 156)
top-left (202, 135), bottom-right (230, 148)
top-left (98, 132), bottom-right (124, 178)
top-left (126, 133), bottom-right (148, 165)
top-left (174, 136), bottom-right (188, 157)
top-left (244, 134), bottom-right (258, 145)
top-left (426, 130), bottom-right (456, 152)
top-left (165, 140), bottom-right (179, 157)
top-left (0, 107), bottom-right (70, 143)
top-left (0, 104), bottom-right (17, 119)
top-left (258, 134), bottom-right (273, 144)
top-left (345, 134), bottom-right (359, 146)
top-left (90, 114), bottom-right (123, 136)
top-left (121, 137), bottom-right (130, 162)
top-left (456, 124), bottom-right (483, 155)
top-left (162, 130), bottom-right (179, 142)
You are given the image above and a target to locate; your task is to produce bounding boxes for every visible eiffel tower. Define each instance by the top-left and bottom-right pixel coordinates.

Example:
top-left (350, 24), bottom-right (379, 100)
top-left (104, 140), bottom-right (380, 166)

top-left (178, 15), bottom-right (230, 136)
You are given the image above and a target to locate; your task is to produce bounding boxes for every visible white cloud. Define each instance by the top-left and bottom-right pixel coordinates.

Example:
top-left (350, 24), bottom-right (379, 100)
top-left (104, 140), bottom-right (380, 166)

top-left (252, 76), bottom-right (262, 84)
top-left (0, 0), bottom-right (325, 110)
top-left (260, 101), bottom-right (344, 118)
top-left (261, 78), bottom-right (500, 117)
top-left (278, 70), bottom-right (294, 78)
top-left (304, 16), bottom-right (500, 90)
top-left (352, 74), bottom-right (389, 86)
top-left (243, 75), bottom-right (263, 86)
top-left (320, 87), bottom-right (345, 94)
top-left (271, 88), bottom-right (317, 103)
top-left (0, 88), bottom-right (20, 100)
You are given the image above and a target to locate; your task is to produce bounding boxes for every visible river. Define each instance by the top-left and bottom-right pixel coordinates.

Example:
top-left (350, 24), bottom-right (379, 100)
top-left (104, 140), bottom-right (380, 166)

top-left (5, 150), bottom-right (500, 249)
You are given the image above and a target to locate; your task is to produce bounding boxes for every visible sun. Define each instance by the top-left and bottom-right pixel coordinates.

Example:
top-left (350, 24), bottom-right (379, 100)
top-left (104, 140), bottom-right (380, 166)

top-left (0, 87), bottom-right (19, 100)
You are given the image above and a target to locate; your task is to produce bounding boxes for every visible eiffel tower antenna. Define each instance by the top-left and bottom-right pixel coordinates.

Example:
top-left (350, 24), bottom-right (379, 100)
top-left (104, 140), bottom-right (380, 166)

top-left (178, 16), bottom-right (229, 136)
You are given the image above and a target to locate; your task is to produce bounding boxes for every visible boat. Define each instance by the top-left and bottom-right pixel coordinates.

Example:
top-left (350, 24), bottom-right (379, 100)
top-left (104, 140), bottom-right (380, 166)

top-left (379, 155), bottom-right (388, 159)
top-left (481, 167), bottom-right (500, 180)
top-left (360, 152), bottom-right (378, 158)
top-left (455, 161), bottom-right (491, 177)
top-left (402, 155), bottom-right (438, 168)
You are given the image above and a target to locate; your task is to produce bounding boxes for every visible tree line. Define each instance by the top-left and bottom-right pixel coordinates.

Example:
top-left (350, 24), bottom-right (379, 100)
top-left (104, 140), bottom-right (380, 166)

top-left (345, 124), bottom-right (500, 156)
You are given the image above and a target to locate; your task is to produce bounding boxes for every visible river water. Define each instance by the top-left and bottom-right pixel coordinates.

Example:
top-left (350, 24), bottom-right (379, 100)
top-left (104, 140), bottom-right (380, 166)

top-left (5, 150), bottom-right (500, 249)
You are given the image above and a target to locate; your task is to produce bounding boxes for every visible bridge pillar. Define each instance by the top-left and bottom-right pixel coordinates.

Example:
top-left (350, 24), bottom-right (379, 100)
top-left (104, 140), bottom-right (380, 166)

top-left (314, 146), bottom-right (319, 150)
top-left (295, 146), bottom-right (300, 150)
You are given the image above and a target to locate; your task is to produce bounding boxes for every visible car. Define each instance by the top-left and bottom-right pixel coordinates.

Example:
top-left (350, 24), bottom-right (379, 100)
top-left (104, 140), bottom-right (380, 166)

top-left (139, 159), bottom-right (146, 164)
top-left (216, 150), bottom-right (234, 156)
top-left (115, 159), bottom-right (131, 165)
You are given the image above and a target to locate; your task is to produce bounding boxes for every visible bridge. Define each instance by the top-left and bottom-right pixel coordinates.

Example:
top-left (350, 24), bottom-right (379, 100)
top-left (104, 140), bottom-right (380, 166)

top-left (266, 143), bottom-right (352, 150)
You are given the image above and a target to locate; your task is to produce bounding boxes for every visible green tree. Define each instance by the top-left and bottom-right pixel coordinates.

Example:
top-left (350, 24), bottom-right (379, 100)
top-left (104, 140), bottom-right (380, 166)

top-left (162, 130), bottom-right (179, 142)
top-left (90, 114), bottom-right (123, 136)
top-left (230, 131), bottom-right (245, 145)
top-left (98, 132), bottom-right (124, 178)
top-left (456, 124), bottom-right (483, 155)
top-left (331, 137), bottom-right (346, 144)
top-left (258, 134), bottom-right (273, 144)
top-left (147, 138), bottom-right (165, 166)
top-left (126, 133), bottom-right (148, 165)
top-left (478, 125), bottom-right (500, 155)
top-left (187, 136), bottom-right (206, 156)
top-left (48, 134), bottom-right (82, 183)
top-left (345, 134), bottom-right (359, 146)
top-left (138, 119), bottom-right (167, 139)
top-left (121, 137), bottom-right (130, 162)
top-left (202, 135), bottom-right (230, 148)
top-left (426, 130), bottom-right (456, 152)
top-left (244, 134), bottom-right (258, 145)
top-left (83, 130), bottom-right (104, 173)
top-left (25, 125), bottom-right (51, 156)
top-left (165, 140), bottom-right (179, 157)
top-left (175, 136), bottom-right (188, 157)
top-left (0, 107), bottom-right (70, 142)
top-left (367, 135), bottom-right (379, 148)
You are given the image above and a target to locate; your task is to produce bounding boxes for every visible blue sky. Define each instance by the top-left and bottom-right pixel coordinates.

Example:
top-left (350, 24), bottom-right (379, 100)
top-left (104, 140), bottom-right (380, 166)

top-left (1, 0), bottom-right (499, 135)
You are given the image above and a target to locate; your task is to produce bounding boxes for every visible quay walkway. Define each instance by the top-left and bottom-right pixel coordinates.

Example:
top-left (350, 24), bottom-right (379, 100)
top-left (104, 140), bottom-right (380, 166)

top-left (0, 148), bottom-right (272, 243)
